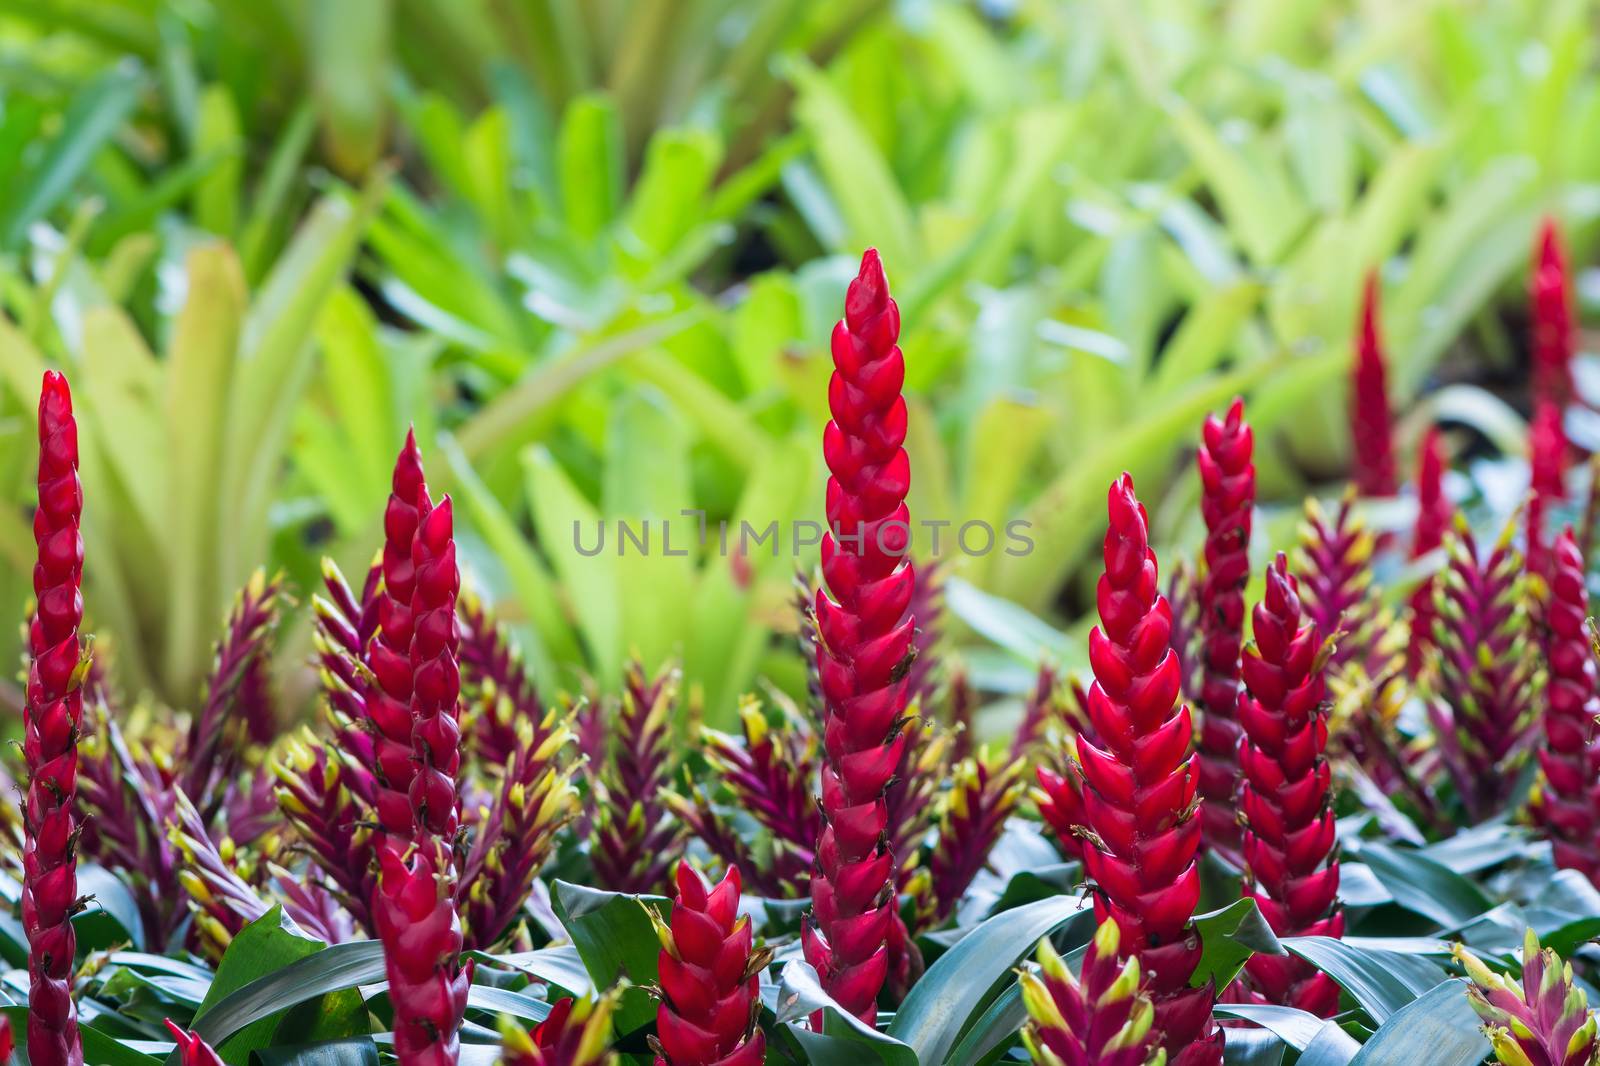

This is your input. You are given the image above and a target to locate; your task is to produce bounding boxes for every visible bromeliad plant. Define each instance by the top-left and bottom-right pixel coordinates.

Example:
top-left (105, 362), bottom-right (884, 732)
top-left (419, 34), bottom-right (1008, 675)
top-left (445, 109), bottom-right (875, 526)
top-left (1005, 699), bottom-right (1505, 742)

top-left (11, 240), bottom-right (1600, 1066)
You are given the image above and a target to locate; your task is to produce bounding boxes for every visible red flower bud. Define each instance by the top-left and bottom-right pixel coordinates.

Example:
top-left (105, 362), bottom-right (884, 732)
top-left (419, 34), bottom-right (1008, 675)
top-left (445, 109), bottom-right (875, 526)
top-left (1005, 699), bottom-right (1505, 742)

top-left (1406, 428), bottom-right (1453, 678)
top-left (805, 249), bottom-right (917, 1028)
top-left (1532, 218), bottom-right (1575, 413)
top-left (25, 370), bottom-right (86, 1066)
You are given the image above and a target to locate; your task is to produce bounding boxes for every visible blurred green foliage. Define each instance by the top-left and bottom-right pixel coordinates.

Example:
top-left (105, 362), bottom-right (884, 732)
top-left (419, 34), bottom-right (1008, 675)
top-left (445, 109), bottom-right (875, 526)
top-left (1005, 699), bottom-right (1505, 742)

top-left (0, 0), bottom-right (1594, 721)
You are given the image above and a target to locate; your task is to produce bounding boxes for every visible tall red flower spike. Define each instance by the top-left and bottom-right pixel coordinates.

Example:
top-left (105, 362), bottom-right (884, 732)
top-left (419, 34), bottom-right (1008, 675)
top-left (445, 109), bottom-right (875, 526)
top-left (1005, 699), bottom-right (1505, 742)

top-left (651, 864), bottom-right (768, 1066)
top-left (1194, 398), bottom-right (1254, 864)
top-left (1236, 554), bottom-right (1342, 1017)
top-left (1528, 399), bottom-right (1567, 581)
top-left (805, 248), bottom-right (916, 1027)
top-left (25, 370), bottom-right (86, 1066)
top-left (367, 430), bottom-right (428, 843)
top-left (1407, 427), bottom-right (1453, 678)
top-left (1532, 217), bottom-right (1575, 414)
top-left (372, 453), bottom-right (470, 1066)
top-left (1531, 528), bottom-right (1600, 886)
top-left (1351, 271), bottom-right (1399, 498)
top-left (164, 1020), bottom-right (225, 1066)
top-left (1078, 475), bottom-right (1221, 1064)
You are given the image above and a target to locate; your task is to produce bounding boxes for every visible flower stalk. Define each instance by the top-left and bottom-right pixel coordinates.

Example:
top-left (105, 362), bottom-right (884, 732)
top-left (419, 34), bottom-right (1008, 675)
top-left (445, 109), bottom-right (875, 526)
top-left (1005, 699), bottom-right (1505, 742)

top-left (805, 248), bottom-right (917, 1027)
top-left (650, 864), bottom-right (770, 1066)
top-left (1020, 918), bottom-right (1167, 1066)
top-left (25, 370), bottom-right (87, 1066)
top-left (1236, 554), bottom-right (1342, 1016)
top-left (1194, 398), bottom-right (1254, 864)
top-left (1530, 527), bottom-right (1600, 886)
top-left (1077, 475), bottom-right (1219, 1063)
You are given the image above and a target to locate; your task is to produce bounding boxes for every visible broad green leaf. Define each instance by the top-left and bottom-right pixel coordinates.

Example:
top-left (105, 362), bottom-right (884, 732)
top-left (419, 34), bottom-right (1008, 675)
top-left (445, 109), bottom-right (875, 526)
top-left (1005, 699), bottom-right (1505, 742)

top-left (308, 0), bottom-right (389, 178)
top-left (162, 243), bottom-right (246, 699)
top-left (777, 960), bottom-right (918, 1066)
top-left (1281, 936), bottom-right (1448, 1023)
top-left (558, 93), bottom-right (624, 240)
top-left (75, 861), bottom-right (147, 952)
top-left (1213, 1003), bottom-right (1360, 1059)
top-left (550, 881), bottom-right (668, 1034)
top-left (1, 1005), bottom-right (161, 1064)
top-left (189, 907), bottom-right (330, 1064)
top-left (0, 62), bottom-right (143, 248)
top-left (1352, 842), bottom-right (1495, 929)
top-left (469, 945), bottom-right (593, 996)
top-left (523, 446), bottom-right (621, 682)
top-left (194, 84), bottom-right (243, 235)
top-left (1191, 898), bottom-right (1283, 991)
top-left (185, 940), bottom-right (387, 1060)
top-left (1348, 979), bottom-right (1489, 1065)
top-left (251, 1040), bottom-right (380, 1066)
top-left (887, 893), bottom-right (1093, 1064)
top-left (624, 127), bottom-right (723, 262)
top-left (786, 57), bottom-right (918, 268)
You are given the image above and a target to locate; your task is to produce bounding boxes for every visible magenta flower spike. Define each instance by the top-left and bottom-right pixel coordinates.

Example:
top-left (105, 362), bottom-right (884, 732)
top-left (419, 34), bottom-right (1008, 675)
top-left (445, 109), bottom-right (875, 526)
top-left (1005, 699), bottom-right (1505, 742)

top-left (1194, 398), bottom-right (1254, 864)
top-left (1077, 475), bottom-right (1220, 1064)
top-left (1351, 271), bottom-right (1399, 498)
top-left (25, 370), bottom-right (87, 1066)
top-left (805, 248), bottom-right (916, 1027)
top-left (1236, 554), bottom-right (1342, 1017)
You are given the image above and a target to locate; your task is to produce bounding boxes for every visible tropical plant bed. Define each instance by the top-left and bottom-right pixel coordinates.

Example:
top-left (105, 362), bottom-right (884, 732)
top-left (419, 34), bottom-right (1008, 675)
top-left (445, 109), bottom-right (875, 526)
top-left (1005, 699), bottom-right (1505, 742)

top-left (4, 237), bottom-right (1600, 1066)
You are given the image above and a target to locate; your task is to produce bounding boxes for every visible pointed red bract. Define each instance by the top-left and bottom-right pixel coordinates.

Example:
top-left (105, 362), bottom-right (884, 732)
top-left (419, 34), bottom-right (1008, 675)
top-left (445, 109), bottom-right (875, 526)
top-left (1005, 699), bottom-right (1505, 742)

top-left (805, 248), bottom-right (916, 1027)
top-left (1528, 399), bottom-right (1566, 580)
top-left (1236, 554), bottom-right (1342, 1016)
top-left (1351, 271), bottom-right (1398, 498)
top-left (1077, 474), bottom-right (1221, 1064)
top-left (164, 1020), bottom-right (225, 1066)
top-left (1194, 398), bottom-right (1254, 863)
top-left (25, 370), bottom-right (86, 1066)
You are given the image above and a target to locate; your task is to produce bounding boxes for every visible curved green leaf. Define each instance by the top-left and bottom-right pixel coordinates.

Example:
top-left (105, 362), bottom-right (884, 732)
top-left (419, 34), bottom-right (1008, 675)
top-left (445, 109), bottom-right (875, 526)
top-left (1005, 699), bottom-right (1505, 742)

top-left (251, 1039), bottom-right (380, 1066)
top-left (777, 960), bottom-right (917, 1066)
top-left (1280, 936), bottom-right (1448, 1023)
top-left (886, 893), bottom-right (1092, 1064)
top-left (1348, 979), bottom-right (1489, 1065)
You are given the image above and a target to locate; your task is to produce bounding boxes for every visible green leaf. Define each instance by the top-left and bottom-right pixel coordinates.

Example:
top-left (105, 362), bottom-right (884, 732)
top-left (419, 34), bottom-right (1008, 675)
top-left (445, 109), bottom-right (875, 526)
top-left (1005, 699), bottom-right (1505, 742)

top-left (468, 945), bottom-right (594, 996)
top-left (193, 84), bottom-right (243, 235)
top-left (250, 1040), bottom-right (379, 1066)
top-left (1348, 979), bottom-right (1489, 1065)
top-left (1352, 842), bottom-right (1495, 928)
top-left (308, 0), bottom-right (389, 177)
top-left (522, 446), bottom-right (621, 683)
top-left (777, 960), bottom-right (918, 1066)
top-left (0, 61), bottom-right (143, 248)
top-left (1280, 936), bottom-right (1448, 1023)
top-left (887, 894), bottom-right (1093, 1065)
top-left (162, 243), bottom-right (246, 699)
top-left (75, 861), bottom-right (146, 951)
top-left (558, 93), bottom-right (624, 241)
top-left (187, 907), bottom-right (329, 1064)
top-left (1191, 897), bottom-right (1283, 991)
top-left (550, 880), bottom-right (669, 1034)
top-left (184, 938), bottom-right (387, 1063)
top-left (1213, 1003), bottom-right (1360, 1059)
top-left (2, 1005), bottom-right (162, 1064)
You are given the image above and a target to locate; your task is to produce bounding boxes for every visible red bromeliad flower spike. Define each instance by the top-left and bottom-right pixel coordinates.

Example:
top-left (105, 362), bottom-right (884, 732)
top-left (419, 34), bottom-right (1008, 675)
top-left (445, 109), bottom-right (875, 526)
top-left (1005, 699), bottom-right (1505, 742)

top-left (805, 248), bottom-right (916, 1027)
top-left (1194, 398), bottom-right (1254, 865)
top-left (651, 864), bottom-right (769, 1066)
top-left (1236, 554), bottom-right (1342, 1017)
top-left (1407, 427), bottom-right (1453, 678)
top-left (372, 449), bottom-right (470, 1066)
top-left (1532, 218), bottom-right (1575, 415)
top-left (1530, 528), bottom-right (1600, 886)
top-left (163, 1020), bottom-right (225, 1066)
top-left (367, 430), bottom-right (429, 844)
top-left (1078, 475), bottom-right (1220, 1064)
top-left (1528, 399), bottom-right (1567, 581)
top-left (26, 370), bottom-right (87, 1066)
top-left (1351, 271), bottom-right (1399, 498)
